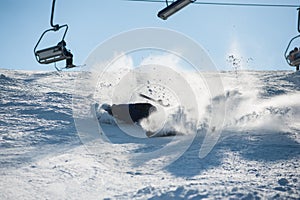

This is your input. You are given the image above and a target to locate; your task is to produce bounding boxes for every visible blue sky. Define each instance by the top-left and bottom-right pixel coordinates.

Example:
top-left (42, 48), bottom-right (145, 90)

top-left (0, 0), bottom-right (299, 71)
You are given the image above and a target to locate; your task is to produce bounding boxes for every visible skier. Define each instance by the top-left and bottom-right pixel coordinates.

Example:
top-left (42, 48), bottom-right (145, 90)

top-left (57, 40), bottom-right (76, 69)
top-left (288, 47), bottom-right (300, 71)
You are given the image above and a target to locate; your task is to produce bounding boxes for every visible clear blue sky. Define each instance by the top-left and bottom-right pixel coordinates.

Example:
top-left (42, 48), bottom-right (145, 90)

top-left (0, 0), bottom-right (299, 71)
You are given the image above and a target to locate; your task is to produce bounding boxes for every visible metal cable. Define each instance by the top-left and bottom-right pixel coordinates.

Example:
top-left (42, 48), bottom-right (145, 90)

top-left (125, 0), bottom-right (300, 8)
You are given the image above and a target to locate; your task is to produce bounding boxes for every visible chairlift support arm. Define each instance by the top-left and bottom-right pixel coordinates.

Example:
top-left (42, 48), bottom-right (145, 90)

top-left (50, 0), bottom-right (60, 30)
top-left (298, 7), bottom-right (300, 33)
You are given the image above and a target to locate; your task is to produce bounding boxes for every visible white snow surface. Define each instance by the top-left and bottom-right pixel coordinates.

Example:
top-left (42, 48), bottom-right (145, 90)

top-left (0, 69), bottom-right (300, 199)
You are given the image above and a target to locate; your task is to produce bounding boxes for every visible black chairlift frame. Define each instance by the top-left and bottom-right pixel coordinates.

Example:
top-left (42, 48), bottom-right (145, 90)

top-left (284, 8), bottom-right (300, 68)
top-left (158, 0), bottom-right (195, 20)
top-left (34, 0), bottom-right (70, 65)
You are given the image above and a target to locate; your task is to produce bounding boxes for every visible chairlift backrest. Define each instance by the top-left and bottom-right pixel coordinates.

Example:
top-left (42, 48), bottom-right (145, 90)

top-left (35, 44), bottom-right (70, 64)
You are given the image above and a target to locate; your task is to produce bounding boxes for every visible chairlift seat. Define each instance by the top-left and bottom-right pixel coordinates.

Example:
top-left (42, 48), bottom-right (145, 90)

top-left (287, 51), bottom-right (300, 66)
top-left (35, 45), bottom-right (70, 64)
top-left (290, 58), bottom-right (300, 66)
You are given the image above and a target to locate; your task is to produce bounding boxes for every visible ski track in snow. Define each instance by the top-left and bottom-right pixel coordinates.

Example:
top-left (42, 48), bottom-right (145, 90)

top-left (0, 69), bottom-right (299, 199)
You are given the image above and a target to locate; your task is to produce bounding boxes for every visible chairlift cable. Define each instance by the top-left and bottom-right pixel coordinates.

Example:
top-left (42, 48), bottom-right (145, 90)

top-left (194, 1), bottom-right (299, 8)
top-left (125, 0), bottom-right (300, 8)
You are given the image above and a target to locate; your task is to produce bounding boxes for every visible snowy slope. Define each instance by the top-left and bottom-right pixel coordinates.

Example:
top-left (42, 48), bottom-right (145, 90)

top-left (0, 69), bottom-right (299, 199)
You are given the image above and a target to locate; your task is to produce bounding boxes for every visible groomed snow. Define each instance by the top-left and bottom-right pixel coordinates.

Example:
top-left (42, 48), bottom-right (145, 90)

top-left (0, 69), bottom-right (299, 199)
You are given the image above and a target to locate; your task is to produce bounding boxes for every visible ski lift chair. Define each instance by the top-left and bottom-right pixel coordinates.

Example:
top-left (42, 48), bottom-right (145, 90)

top-left (284, 8), bottom-right (300, 71)
top-left (284, 34), bottom-right (300, 71)
top-left (34, 24), bottom-right (71, 65)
